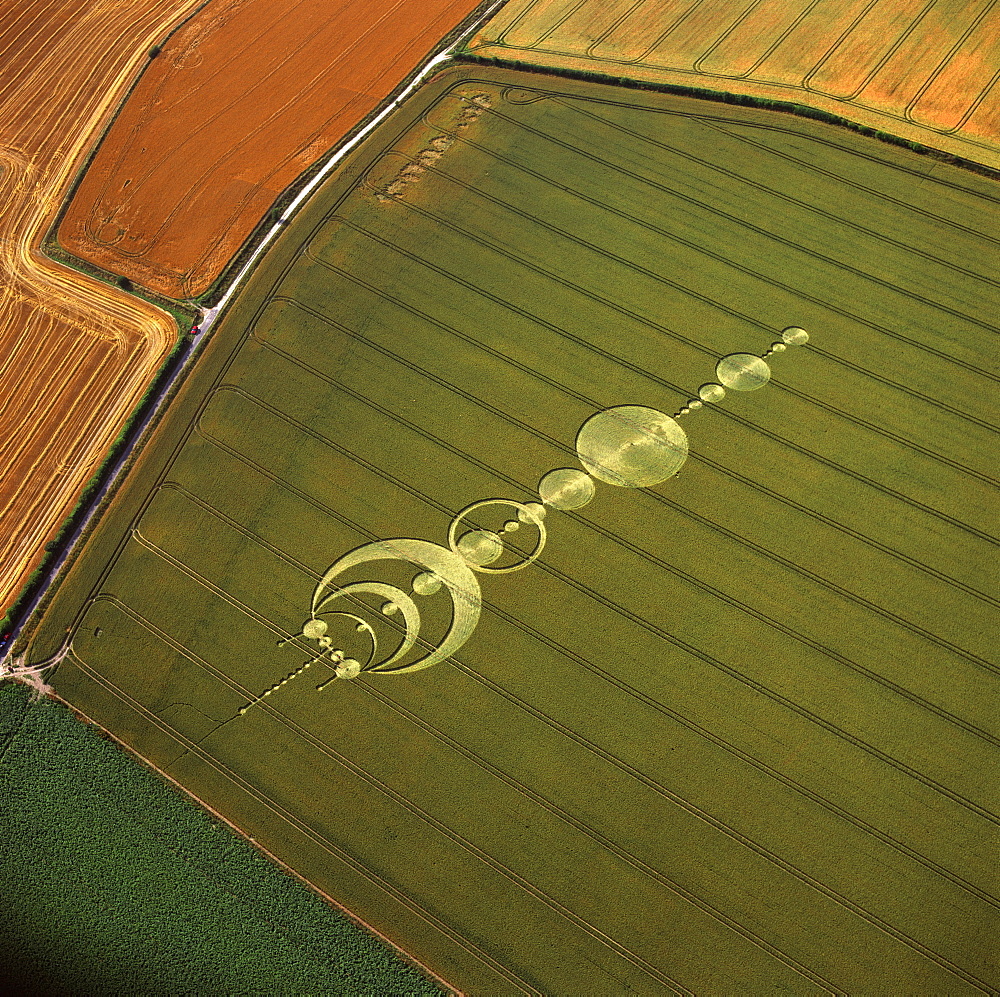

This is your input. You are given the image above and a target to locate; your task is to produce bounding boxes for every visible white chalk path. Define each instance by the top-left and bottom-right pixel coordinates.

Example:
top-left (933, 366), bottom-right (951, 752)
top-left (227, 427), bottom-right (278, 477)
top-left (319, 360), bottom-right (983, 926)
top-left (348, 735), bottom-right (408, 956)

top-left (0, 0), bottom-right (507, 669)
top-left (199, 0), bottom-right (508, 336)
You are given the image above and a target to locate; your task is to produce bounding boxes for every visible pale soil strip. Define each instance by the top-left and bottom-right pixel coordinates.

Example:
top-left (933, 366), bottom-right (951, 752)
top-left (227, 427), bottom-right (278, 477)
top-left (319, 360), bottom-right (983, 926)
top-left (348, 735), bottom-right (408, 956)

top-left (201, 0), bottom-right (509, 330)
top-left (0, 0), bottom-right (202, 612)
top-left (468, 0), bottom-right (1000, 169)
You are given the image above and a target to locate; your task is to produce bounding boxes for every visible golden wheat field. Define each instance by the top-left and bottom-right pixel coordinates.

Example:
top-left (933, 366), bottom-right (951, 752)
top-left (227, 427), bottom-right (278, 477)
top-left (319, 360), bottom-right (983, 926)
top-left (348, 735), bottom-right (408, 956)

top-left (27, 64), bottom-right (1000, 993)
top-left (468, 0), bottom-right (1000, 170)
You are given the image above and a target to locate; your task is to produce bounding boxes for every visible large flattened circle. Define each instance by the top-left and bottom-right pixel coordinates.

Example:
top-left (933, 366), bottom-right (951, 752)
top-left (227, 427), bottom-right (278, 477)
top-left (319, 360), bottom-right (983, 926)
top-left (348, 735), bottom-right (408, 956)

top-left (576, 405), bottom-right (688, 487)
top-left (716, 353), bottom-right (771, 391)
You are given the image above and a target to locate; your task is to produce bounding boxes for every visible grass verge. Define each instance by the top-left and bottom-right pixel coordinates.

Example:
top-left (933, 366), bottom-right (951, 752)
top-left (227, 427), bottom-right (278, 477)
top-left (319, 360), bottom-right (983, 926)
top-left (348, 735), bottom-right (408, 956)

top-left (456, 52), bottom-right (1000, 184)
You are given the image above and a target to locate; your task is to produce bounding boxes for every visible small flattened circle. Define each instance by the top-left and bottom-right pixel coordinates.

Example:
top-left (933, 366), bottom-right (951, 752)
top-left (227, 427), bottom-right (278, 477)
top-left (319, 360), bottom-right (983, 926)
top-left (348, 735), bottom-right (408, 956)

top-left (412, 571), bottom-right (442, 596)
top-left (539, 468), bottom-right (595, 510)
top-left (576, 406), bottom-right (688, 487)
top-left (716, 354), bottom-right (771, 391)
top-left (770, 342), bottom-right (787, 352)
top-left (518, 502), bottom-right (546, 524)
top-left (449, 499), bottom-right (547, 574)
top-left (336, 658), bottom-right (362, 680)
top-left (782, 326), bottom-right (809, 346)
top-left (302, 619), bottom-right (328, 639)
top-left (698, 383), bottom-right (726, 403)
top-left (457, 529), bottom-right (504, 566)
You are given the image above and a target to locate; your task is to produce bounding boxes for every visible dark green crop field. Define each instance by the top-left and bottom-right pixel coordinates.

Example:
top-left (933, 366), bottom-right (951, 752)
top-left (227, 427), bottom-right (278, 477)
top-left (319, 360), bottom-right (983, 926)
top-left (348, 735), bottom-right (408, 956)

top-left (25, 65), bottom-right (999, 993)
top-left (0, 684), bottom-right (444, 996)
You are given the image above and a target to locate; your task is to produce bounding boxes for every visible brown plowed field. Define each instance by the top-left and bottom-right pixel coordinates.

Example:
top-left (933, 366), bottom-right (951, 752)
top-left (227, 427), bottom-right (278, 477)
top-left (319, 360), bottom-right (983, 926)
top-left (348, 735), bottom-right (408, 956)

top-left (469, 0), bottom-right (1000, 171)
top-left (59, 0), bottom-right (483, 301)
top-left (0, 0), bottom-right (201, 619)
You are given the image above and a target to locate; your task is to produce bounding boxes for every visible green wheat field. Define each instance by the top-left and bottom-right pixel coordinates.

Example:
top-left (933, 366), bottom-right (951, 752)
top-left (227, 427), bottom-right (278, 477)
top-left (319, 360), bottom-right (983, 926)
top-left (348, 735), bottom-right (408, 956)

top-left (26, 66), bottom-right (999, 993)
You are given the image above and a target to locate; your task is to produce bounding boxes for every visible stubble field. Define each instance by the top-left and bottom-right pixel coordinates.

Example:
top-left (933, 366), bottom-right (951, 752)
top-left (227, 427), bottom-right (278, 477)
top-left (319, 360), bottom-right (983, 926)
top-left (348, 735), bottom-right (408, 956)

top-left (27, 65), bottom-right (1000, 994)
top-left (0, 0), bottom-right (199, 623)
top-left (57, 0), bottom-right (484, 301)
top-left (468, 0), bottom-right (1000, 170)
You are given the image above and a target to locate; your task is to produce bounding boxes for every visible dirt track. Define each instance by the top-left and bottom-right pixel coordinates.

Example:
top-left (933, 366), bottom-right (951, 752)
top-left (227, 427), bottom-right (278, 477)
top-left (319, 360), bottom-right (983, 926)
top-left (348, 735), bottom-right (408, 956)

top-left (0, 0), bottom-right (201, 617)
top-left (59, 0), bottom-right (481, 300)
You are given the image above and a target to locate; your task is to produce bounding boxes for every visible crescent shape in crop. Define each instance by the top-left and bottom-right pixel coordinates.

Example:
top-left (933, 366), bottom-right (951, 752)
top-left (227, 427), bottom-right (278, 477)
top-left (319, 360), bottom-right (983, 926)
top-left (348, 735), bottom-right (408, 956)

top-left (311, 538), bottom-right (482, 674)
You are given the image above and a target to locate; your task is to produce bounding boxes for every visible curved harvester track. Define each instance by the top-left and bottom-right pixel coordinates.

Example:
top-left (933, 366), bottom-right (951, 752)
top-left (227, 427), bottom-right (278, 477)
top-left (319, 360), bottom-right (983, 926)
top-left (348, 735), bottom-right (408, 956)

top-left (0, 0), bottom-right (202, 615)
top-left (468, 0), bottom-right (1000, 172)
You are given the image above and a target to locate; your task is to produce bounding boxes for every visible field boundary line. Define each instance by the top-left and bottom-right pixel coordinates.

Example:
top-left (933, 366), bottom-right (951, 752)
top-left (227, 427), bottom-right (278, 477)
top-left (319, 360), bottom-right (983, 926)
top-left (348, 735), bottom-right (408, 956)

top-left (79, 0), bottom-right (458, 293)
top-left (691, 108), bottom-right (1000, 202)
top-left (199, 381), bottom-right (1000, 828)
top-left (464, 97), bottom-right (1000, 345)
top-left (468, 28), bottom-right (1000, 165)
top-left (49, 672), bottom-right (517, 997)
top-left (148, 424), bottom-right (1000, 914)
top-left (468, 49), bottom-right (1000, 169)
top-left (64, 648), bottom-right (693, 995)
top-left (63, 623), bottom-right (533, 995)
top-left (175, 0), bottom-right (489, 291)
top-left (197, 1), bottom-right (509, 332)
top-left (559, 98), bottom-right (1000, 310)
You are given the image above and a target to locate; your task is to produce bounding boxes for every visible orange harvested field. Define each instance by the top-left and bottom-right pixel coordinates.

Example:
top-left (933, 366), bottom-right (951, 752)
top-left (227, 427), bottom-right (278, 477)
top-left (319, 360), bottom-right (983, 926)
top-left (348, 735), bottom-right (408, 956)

top-left (469, 0), bottom-right (1000, 170)
top-left (59, 0), bottom-right (483, 301)
top-left (0, 0), bottom-right (199, 619)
